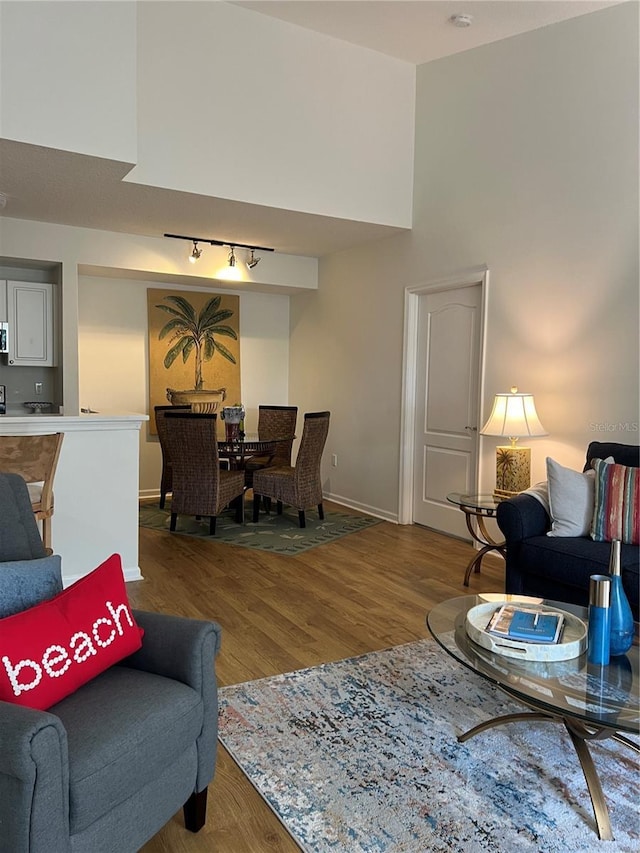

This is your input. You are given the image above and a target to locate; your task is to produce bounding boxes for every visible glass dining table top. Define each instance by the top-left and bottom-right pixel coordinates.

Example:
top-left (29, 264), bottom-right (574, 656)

top-left (217, 434), bottom-right (288, 453)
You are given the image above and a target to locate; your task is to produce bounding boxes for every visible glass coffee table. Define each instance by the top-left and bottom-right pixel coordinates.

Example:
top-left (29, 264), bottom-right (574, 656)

top-left (427, 595), bottom-right (639, 841)
top-left (446, 493), bottom-right (506, 585)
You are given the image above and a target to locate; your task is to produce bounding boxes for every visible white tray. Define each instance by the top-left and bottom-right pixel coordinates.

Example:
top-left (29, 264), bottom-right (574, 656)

top-left (465, 601), bottom-right (587, 661)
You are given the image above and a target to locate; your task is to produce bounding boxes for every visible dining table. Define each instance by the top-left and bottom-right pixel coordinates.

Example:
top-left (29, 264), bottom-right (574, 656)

top-left (217, 434), bottom-right (284, 471)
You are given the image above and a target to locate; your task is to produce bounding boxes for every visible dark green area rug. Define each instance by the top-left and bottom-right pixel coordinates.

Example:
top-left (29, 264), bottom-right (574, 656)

top-left (139, 501), bottom-right (380, 554)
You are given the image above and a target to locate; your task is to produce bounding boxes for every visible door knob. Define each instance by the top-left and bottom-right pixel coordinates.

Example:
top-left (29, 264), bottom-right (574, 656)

top-left (465, 426), bottom-right (478, 432)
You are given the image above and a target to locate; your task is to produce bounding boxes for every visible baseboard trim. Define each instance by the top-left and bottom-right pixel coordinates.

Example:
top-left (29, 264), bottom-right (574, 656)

top-left (139, 487), bottom-right (396, 524)
top-left (323, 492), bottom-right (398, 523)
top-left (63, 564), bottom-right (143, 587)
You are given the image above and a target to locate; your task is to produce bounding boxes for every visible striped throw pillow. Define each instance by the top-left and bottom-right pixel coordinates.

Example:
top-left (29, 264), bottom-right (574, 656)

top-left (591, 458), bottom-right (640, 545)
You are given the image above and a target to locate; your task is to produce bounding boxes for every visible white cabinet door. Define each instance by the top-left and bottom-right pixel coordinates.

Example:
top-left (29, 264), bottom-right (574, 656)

top-left (6, 280), bottom-right (56, 366)
top-left (0, 282), bottom-right (7, 323)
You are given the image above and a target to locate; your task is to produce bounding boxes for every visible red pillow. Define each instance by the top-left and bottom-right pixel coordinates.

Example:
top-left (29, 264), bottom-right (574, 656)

top-left (0, 553), bottom-right (143, 710)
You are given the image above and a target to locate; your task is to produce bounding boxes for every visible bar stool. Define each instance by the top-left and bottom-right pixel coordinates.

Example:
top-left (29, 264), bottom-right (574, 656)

top-left (0, 432), bottom-right (64, 549)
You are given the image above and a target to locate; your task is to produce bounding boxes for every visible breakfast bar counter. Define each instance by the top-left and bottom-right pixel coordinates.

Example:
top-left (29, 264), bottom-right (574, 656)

top-left (0, 413), bottom-right (147, 584)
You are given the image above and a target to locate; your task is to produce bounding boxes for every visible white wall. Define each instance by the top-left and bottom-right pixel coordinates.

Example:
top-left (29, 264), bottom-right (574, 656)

top-left (0, 0), bottom-right (414, 229)
top-left (78, 275), bottom-right (290, 497)
top-left (290, 3), bottom-right (639, 521)
top-left (132, 2), bottom-right (414, 226)
top-left (0, 1), bottom-right (137, 162)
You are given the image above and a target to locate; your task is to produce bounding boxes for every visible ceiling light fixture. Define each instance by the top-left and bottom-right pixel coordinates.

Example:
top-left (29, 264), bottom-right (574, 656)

top-left (449, 13), bottom-right (473, 27)
top-left (228, 246), bottom-right (237, 269)
top-left (164, 232), bottom-right (274, 260)
top-left (246, 248), bottom-right (261, 269)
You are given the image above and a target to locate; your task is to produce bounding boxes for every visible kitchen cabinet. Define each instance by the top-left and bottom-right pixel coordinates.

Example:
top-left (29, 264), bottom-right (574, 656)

top-left (2, 280), bottom-right (56, 366)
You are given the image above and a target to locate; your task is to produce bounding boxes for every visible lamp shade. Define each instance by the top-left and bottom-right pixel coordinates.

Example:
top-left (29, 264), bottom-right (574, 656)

top-left (480, 387), bottom-right (547, 438)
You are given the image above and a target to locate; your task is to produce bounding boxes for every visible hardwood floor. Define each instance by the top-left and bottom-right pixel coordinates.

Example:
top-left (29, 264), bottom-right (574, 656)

top-left (132, 501), bottom-right (505, 853)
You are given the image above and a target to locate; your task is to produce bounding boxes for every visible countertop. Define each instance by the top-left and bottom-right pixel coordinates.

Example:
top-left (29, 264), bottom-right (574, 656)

top-left (0, 412), bottom-right (148, 433)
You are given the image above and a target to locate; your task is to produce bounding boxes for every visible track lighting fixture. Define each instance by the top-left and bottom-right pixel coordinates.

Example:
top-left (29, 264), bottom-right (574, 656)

top-left (164, 232), bottom-right (275, 274)
top-left (221, 245), bottom-right (242, 281)
top-left (246, 248), bottom-right (261, 269)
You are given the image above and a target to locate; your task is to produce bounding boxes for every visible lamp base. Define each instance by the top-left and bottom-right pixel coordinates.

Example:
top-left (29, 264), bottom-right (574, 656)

top-left (493, 487), bottom-right (521, 499)
top-left (495, 445), bottom-right (530, 495)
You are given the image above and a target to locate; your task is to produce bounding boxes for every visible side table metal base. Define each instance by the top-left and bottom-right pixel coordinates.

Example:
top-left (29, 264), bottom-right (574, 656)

top-left (463, 542), bottom-right (507, 586)
top-left (461, 509), bottom-right (505, 586)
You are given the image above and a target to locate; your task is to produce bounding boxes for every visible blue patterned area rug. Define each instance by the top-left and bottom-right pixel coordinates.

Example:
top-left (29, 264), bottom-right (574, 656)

top-left (218, 640), bottom-right (639, 853)
top-left (139, 501), bottom-right (379, 554)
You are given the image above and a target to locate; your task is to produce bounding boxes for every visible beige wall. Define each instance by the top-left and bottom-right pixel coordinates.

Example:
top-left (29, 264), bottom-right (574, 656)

top-left (0, 217), bottom-right (316, 417)
top-left (78, 275), bottom-right (290, 497)
top-left (290, 3), bottom-right (639, 520)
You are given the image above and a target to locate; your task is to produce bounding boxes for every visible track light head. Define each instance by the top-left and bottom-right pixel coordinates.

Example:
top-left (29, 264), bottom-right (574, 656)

top-left (246, 248), bottom-right (261, 269)
top-left (188, 241), bottom-right (202, 264)
top-left (228, 246), bottom-right (237, 268)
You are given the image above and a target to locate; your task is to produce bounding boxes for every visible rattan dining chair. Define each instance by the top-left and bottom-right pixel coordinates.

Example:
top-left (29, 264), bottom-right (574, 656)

top-left (154, 404), bottom-right (191, 508)
top-left (252, 411), bottom-right (330, 528)
top-left (163, 411), bottom-right (245, 535)
top-left (244, 404), bottom-right (298, 488)
top-left (0, 432), bottom-right (64, 549)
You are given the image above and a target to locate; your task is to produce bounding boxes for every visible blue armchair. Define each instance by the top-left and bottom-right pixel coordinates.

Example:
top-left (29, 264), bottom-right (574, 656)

top-left (0, 473), bottom-right (221, 852)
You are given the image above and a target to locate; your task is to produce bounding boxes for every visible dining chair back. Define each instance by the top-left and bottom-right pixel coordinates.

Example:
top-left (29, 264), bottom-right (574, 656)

top-left (244, 405), bottom-right (298, 487)
top-left (258, 405), bottom-right (298, 467)
top-left (252, 411), bottom-right (330, 528)
top-left (0, 432), bottom-right (64, 549)
top-left (163, 412), bottom-right (245, 535)
top-left (154, 404), bottom-right (191, 508)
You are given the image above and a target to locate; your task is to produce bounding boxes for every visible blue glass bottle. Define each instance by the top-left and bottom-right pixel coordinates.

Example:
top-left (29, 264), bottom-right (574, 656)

top-left (588, 574), bottom-right (611, 665)
top-left (608, 539), bottom-right (634, 656)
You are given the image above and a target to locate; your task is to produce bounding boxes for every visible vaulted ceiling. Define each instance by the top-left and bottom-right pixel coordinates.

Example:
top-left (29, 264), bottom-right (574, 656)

top-left (0, 1), bottom-right (620, 258)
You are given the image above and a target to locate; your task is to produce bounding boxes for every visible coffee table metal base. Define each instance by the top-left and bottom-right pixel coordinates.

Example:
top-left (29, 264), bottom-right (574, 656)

top-left (458, 698), bottom-right (640, 841)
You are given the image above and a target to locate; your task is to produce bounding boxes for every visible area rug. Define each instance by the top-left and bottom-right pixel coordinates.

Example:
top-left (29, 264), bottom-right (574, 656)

top-left (218, 640), bottom-right (639, 853)
top-left (139, 502), bottom-right (379, 554)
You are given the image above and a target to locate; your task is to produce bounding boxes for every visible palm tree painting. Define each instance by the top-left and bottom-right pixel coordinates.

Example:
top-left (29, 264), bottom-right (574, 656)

top-left (147, 289), bottom-right (241, 434)
top-left (155, 294), bottom-right (237, 390)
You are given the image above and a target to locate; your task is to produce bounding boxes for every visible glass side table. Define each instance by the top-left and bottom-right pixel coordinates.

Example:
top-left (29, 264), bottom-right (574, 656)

top-left (446, 492), bottom-right (507, 586)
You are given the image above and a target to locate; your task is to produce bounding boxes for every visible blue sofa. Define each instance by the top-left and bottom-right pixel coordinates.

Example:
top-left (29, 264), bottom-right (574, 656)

top-left (496, 441), bottom-right (640, 620)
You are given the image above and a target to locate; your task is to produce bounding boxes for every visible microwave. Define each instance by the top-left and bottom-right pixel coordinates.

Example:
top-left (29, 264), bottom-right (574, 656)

top-left (0, 322), bottom-right (7, 354)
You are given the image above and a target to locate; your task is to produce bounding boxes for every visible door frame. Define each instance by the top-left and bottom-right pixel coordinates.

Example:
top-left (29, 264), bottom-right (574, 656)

top-left (398, 266), bottom-right (490, 525)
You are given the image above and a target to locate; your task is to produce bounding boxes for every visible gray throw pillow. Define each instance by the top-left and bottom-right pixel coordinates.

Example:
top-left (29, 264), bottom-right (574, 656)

top-left (0, 554), bottom-right (63, 618)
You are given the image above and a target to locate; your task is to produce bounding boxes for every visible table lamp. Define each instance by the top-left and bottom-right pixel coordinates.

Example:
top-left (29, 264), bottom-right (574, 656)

top-left (480, 386), bottom-right (548, 497)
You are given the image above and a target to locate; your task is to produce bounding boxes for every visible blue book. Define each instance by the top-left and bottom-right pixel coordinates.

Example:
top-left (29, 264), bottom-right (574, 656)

top-left (486, 605), bottom-right (564, 644)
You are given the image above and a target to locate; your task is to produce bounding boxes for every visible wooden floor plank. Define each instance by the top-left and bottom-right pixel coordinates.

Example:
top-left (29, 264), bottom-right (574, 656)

top-left (133, 503), bottom-right (505, 852)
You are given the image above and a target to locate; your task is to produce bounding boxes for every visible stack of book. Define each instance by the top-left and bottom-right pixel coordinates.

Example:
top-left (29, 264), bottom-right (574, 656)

top-left (486, 604), bottom-right (565, 645)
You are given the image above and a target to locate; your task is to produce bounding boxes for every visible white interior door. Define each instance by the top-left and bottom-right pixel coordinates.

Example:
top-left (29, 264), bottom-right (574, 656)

top-left (412, 284), bottom-right (482, 537)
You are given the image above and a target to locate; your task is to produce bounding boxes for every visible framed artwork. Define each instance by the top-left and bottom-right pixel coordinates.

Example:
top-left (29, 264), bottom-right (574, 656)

top-left (147, 289), bottom-right (241, 434)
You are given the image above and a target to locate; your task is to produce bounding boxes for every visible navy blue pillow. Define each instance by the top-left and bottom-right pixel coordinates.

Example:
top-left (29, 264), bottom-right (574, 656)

top-left (0, 554), bottom-right (63, 617)
top-left (585, 442), bottom-right (640, 471)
